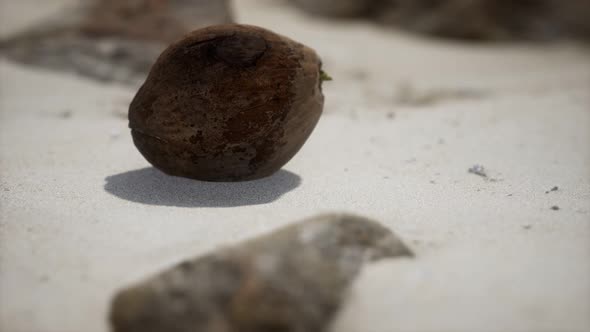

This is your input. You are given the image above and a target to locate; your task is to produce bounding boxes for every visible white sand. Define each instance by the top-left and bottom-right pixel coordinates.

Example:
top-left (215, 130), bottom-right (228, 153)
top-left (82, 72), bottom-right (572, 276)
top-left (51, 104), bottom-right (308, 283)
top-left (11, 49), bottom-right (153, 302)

top-left (1, 1), bottom-right (590, 331)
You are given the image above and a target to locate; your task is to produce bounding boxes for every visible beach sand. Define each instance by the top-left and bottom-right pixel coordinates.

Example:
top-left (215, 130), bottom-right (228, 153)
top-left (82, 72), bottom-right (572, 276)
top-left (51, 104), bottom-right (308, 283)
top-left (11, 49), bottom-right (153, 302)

top-left (1, 0), bottom-right (589, 331)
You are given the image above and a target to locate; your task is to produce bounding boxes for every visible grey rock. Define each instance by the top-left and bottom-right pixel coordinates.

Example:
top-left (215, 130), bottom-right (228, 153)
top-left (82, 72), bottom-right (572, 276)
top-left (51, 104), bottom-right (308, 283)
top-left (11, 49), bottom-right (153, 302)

top-left (468, 164), bottom-right (487, 178)
top-left (375, 0), bottom-right (590, 41)
top-left (290, 0), bottom-right (590, 41)
top-left (110, 214), bottom-right (412, 332)
top-left (0, 0), bottom-right (233, 85)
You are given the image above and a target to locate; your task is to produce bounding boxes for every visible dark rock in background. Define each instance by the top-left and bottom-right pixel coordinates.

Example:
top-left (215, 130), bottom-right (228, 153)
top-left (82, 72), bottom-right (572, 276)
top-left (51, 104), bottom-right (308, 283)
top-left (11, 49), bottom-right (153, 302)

top-left (291, 0), bottom-right (590, 41)
top-left (80, 0), bottom-right (233, 43)
top-left (0, 0), bottom-right (233, 85)
top-left (110, 214), bottom-right (412, 332)
top-left (376, 0), bottom-right (590, 41)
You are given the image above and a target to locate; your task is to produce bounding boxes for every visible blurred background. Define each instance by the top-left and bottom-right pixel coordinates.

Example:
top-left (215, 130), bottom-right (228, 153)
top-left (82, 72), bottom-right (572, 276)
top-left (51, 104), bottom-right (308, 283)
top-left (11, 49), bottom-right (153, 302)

top-left (1, 0), bottom-right (589, 87)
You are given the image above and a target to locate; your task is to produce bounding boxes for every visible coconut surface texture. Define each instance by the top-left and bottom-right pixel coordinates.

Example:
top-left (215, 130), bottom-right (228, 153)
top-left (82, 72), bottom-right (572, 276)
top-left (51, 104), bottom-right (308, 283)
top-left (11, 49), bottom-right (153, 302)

top-left (129, 24), bottom-right (325, 181)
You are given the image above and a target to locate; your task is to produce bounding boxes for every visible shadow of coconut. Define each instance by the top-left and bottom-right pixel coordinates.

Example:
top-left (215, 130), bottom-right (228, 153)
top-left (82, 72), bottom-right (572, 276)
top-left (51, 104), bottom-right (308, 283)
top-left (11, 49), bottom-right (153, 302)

top-left (104, 167), bottom-right (301, 207)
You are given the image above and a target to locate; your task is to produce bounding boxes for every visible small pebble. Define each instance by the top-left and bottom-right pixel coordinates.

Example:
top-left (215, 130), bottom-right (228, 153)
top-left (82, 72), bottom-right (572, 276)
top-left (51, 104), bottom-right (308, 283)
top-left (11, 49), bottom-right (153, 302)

top-left (545, 186), bottom-right (559, 194)
top-left (468, 164), bottom-right (487, 177)
top-left (551, 205), bottom-right (560, 211)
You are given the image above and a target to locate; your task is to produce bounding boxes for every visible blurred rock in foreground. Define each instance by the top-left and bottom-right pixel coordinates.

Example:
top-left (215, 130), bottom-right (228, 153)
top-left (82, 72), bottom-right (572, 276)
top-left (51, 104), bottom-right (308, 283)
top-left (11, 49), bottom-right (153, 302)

top-left (110, 214), bottom-right (412, 332)
top-left (292, 0), bottom-right (590, 41)
top-left (0, 0), bottom-right (233, 85)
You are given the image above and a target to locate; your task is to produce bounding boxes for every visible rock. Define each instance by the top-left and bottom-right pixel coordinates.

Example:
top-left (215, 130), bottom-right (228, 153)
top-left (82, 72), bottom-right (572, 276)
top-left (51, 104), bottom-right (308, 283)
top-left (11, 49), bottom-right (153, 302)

top-left (376, 0), bottom-right (590, 41)
top-left (110, 214), bottom-right (412, 332)
top-left (468, 164), bottom-right (487, 178)
top-left (290, 0), bottom-right (590, 41)
top-left (129, 24), bottom-right (326, 181)
top-left (0, 0), bottom-right (233, 85)
top-left (81, 0), bottom-right (233, 43)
